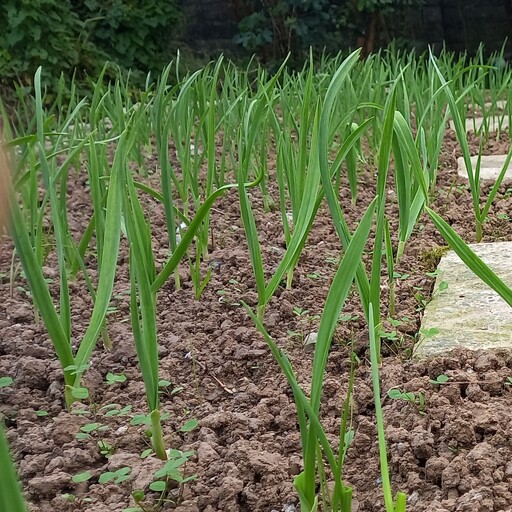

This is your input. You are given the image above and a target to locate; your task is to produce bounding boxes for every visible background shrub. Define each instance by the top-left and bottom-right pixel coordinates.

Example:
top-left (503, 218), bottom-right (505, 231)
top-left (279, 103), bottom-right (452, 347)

top-left (0, 0), bottom-right (183, 102)
top-left (233, 0), bottom-right (424, 63)
top-left (0, 0), bottom-right (88, 87)
top-left (69, 0), bottom-right (184, 75)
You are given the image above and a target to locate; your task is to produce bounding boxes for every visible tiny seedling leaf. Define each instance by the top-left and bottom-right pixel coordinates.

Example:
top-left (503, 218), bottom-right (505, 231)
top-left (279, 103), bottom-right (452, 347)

top-left (179, 419), bottom-right (198, 432)
top-left (72, 471), bottom-right (92, 483)
top-left (71, 387), bottom-right (89, 399)
top-left (387, 388), bottom-right (404, 400)
top-left (149, 480), bottom-right (166, 492)
top-left (140, 448), bottom-right (153, 459)
top-left (98, 472), bottom-right (114, 484)
top-left (420, 327), bottom-right (440, 338)
top-left (132, 489), bottom-right (145, 502)
top-left (81, 422), bottom-right (102, 433)
top-left (64, 364), bottom-right (90, 376)
top-left (99, 467), bottom-right (131, 484)
top-left (0, 377), bottom-right (13, 388)
top-left (105, 405), bottom-right (132, 417)
top-left (130, 414), bottom-right (151, 426)
top-left (430, 374), bottom-right (450, 385)
top-left (106, 372), bottom-right (127, 384)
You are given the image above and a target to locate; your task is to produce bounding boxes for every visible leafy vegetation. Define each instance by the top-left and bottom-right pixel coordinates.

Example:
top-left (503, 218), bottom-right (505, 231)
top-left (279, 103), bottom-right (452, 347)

top-left (0, 0), bottom-right (183, 98)
top-left (234, 0), bottom-right (424, 61)
top-left (2, 44), bottom-right (512, 511)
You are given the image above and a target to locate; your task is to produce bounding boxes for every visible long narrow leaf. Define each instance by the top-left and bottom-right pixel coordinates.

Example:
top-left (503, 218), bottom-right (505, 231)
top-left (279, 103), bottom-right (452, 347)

top-left (304, 197), bottom-right (377, 506)
top-left (73, 131), bottom-right (129, 379)
top-left (426, 207), bottom-right (512, 306)
top-left (0, 423), bottom-right (27, 512)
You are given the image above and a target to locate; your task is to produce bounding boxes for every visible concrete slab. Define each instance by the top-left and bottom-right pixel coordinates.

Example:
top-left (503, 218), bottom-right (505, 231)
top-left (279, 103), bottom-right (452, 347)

top-left (457, 154), bottom-right (512, 180)
top-left (449, 116), bottom-right (509, 132)
top-left (414, 242), bottom-right (512, 358)
top-left (469, 100), bottom-right (508, 112)
top-left (485, 100), bottom-right (508, 110)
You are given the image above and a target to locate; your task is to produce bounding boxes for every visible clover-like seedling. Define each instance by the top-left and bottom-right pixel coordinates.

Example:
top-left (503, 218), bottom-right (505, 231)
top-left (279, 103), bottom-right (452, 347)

top-left (72, 471), bottom-right (92, 483)
top-left (100, 403), bottom-right (133, 417)
top-left (438, 280), bottom-right (448, 292)
top-left (293, 306), bottom-right (308, 317)
top-left (150, 449), bottom-right (197, 494)
top-left (132, 489), bottom-right (145, 503)
top-left (419, 327), bottom-right (440, 338)
top-left (62, 493), bottom-right (93, 505)
top-left (0, 376), bottom-right (13, 388)
top-left (70, 386), bottom-right (90, 400)
top-left (388, 388), bottom-right (425, 414)
top-left (131, 412), bottom-right (170, 426)
top-left (393, 272), bottom-right (410, 280)
top-left (158, 379), bottom-right (182, 397)
top-left (76, 422), bottom-right (109, 440)
top-left (64, 363), bottom-right (91, 376)
top-left (99, 466), bottom-right (131, 484)
top-left (98, 439), bottom-right (115, 458)
top-left (141, 448), bottom-right (154, 459)
top-left (105, 372), bottom-right (127, 385)
top-left (379, 329), bottom-right (398, 342)
top-left (179, 419), bottom-right (198, 433)
top-left (339, 313), bottom-right (359, 322)
top-left (122, 490), bottom-right (146, 512)
top-left (430, 374), bottom-right (450, 385)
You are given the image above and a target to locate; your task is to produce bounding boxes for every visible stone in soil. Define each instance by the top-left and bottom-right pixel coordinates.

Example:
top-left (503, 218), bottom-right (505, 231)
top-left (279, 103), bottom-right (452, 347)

top-left (457, 154), bottom-right (512, 180)
top-left (449, 116), bottom-right (509, 133)
top-left (415, 242), bottom-right (512, 357)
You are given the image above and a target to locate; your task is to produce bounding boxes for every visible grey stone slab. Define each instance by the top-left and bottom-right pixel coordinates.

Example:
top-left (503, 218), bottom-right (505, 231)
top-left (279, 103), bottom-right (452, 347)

top-left (468, 100), bottom-right (508, 112)
top-left (414, 242), bottom-right (512, 358)
top-left (449, 116), bottom-right (509, 132)
top-left (457, 154), bottom-right (512, 180)
top-left (485, 100), bottom-right (508, 110)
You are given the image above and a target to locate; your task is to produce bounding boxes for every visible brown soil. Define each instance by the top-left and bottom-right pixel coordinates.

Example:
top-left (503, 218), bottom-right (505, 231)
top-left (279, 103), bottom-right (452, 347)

top-left (2, 127), bottom-right (512, 512)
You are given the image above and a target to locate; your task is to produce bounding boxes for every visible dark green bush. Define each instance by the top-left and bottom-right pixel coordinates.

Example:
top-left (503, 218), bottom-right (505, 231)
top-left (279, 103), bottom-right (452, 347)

top-left (233, 0), bottom-right (424, 62)
top-left (233, 0), bottom-right (340, 60)
top-left (69, 0), bottom-right (184, 74)
top-left (0, 0), bottom-right (184, 100)
top-left (0, 0), bottom-right (87, 85)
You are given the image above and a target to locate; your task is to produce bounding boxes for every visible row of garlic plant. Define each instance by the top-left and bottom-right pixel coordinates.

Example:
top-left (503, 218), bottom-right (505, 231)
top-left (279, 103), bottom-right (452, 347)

top-left (3, 54), bottom-right (302, 456)
top-left (241, 47), bottom-right (512, 511)
top-left (3, 46), bottom-right (512, 511)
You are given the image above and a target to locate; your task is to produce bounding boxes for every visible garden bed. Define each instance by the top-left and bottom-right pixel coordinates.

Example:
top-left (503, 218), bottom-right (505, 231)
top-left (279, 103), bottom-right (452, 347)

top-left (0, 54), bottom-right (512, 512)
top-left (2, 122), bottom-right (512, 512)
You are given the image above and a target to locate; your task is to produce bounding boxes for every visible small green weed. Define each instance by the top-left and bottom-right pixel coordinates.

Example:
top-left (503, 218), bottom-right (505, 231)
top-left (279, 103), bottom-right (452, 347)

top-left (387, 388), bottom-right (425, 414)
top-left (106, 372), bottom-right (127, 385)
top-left (0, 377), bottom-right (13, 388)
top-left (430, 374), bottom-right (450, 385)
